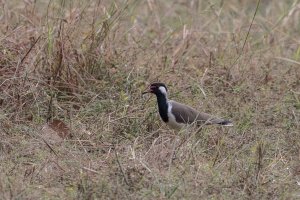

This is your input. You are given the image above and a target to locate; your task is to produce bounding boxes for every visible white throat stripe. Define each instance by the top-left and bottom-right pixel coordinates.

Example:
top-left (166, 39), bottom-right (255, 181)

top-left (158, 86), bottom-right (167, 95)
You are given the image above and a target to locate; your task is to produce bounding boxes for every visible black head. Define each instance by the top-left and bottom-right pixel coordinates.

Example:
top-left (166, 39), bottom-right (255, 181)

top-left (142, 82), bottom-right (168, 96)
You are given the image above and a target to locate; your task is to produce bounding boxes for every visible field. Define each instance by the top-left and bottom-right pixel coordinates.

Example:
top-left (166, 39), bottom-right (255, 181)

top-left (1, 0), bottom-right (300, 199)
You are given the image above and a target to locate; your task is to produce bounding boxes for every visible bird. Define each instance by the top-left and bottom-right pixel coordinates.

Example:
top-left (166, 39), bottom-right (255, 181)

top-left (142, 82), bottom-right (233, 130)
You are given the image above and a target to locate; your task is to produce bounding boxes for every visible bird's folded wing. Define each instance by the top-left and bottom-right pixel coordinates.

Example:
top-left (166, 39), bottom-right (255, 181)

top-left (170, 100), bottom-right (224, 125)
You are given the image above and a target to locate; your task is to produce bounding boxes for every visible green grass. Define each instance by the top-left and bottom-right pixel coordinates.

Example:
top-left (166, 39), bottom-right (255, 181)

top-left (1, 0), bottom-right (300, 199)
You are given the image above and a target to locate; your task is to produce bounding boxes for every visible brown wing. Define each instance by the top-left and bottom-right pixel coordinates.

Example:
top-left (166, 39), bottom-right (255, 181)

top-left (170, 101), bottom-right (227, 125)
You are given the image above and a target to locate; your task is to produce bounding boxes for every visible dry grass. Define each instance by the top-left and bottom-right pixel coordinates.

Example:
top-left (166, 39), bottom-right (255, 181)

top-left (0, 0), bottom-right (300, 199)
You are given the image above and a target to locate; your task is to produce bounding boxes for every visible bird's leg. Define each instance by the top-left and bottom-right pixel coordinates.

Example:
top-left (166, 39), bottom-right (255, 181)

top-left (172, 125), bottom-right (195, 161)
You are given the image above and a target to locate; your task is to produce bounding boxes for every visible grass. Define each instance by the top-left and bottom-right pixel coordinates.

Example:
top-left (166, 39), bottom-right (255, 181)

top-left (1, 0), bottom-right (300, 199)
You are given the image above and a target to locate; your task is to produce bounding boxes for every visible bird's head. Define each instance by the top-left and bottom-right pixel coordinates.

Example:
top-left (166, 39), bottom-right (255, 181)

top-left (142, 82), bottom-right (168, 96)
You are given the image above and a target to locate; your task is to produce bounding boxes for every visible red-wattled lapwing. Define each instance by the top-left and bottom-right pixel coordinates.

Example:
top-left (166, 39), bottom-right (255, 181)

top-left (142, 82), bottom-right (233, 130)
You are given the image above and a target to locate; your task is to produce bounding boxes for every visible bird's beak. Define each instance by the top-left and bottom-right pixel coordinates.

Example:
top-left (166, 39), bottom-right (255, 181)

top-left (142, 86), bottom-right (153, 95)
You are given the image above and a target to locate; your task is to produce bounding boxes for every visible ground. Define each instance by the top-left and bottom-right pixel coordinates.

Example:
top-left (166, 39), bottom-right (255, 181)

top-left (0, 0), bottom-right (300, 199)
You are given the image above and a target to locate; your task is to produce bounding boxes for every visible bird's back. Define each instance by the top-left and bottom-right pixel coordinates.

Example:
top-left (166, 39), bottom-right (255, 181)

top-left (169, 100), bottom-right (228, 126)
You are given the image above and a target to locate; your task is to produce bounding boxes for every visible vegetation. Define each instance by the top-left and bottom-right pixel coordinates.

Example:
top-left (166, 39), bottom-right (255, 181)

top-left (0, 0), bottom-right (299, 199)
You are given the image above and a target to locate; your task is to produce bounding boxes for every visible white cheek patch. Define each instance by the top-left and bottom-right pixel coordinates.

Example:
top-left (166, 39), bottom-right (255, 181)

top-left (158, 86), bottom-right (167, 95)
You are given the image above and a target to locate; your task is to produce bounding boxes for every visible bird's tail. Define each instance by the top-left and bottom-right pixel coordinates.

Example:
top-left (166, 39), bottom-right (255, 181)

top-left (217, 119), bottom-right (233, 127)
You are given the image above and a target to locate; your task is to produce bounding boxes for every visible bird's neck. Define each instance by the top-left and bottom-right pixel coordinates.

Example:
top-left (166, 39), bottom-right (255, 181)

top-left (156, 93), bottom-right (169, 122)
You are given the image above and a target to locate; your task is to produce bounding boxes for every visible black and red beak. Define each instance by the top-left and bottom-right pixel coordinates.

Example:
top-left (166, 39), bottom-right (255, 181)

top-left (142, 85), bottom-right (155, 95)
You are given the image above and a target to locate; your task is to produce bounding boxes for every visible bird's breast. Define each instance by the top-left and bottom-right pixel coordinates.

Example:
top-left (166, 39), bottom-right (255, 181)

top-left (166, 102), bottom-right (184, 130)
